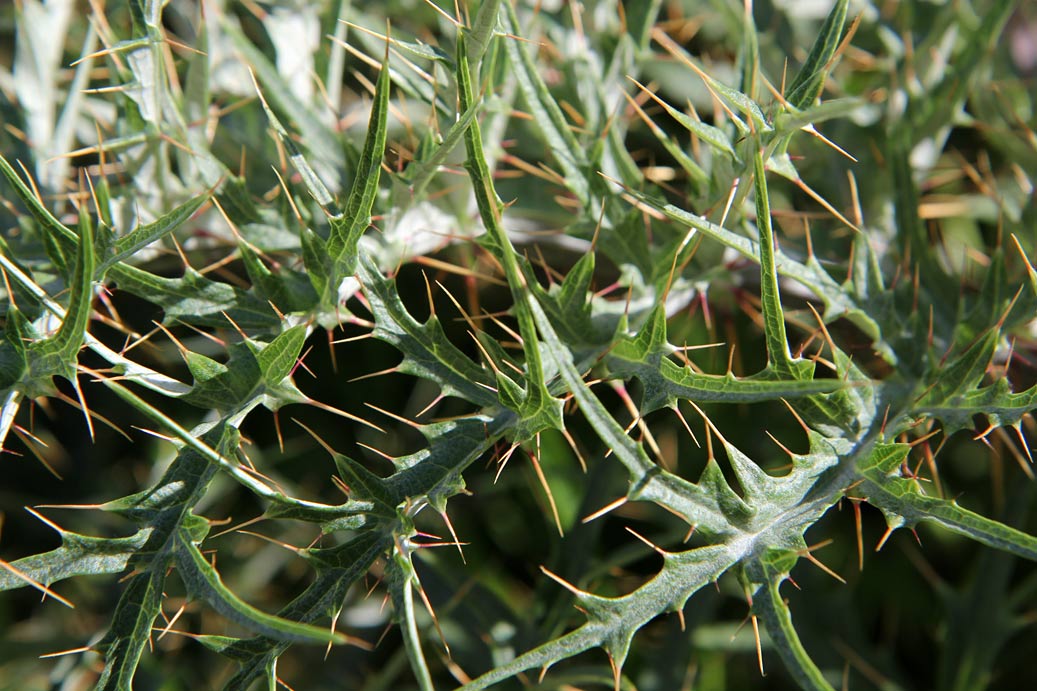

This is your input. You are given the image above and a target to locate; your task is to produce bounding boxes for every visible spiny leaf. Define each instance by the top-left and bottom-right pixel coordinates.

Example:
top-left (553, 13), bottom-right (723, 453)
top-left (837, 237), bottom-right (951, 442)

top-left (773, 97), bottom-right (865, 132)
top-left (174, 530), bottom-right (349, 644)
top-left (0, 528), bottom-right (151, 592)
top-left (458, 37), bottom-right (563, 439)
top-left (21, 205), bottom-right (95, 396)
top-left (223, 532), bottom-right (392, 690)
top-left (915, 327), bottom-right (999, 412)
top-left (629, 79), bottom-right (738, 159)
top-left (859, 443), bottom-right (1037, 561)
top-left (181, 342), bottom-right (260, 411)
top-left (255, 324), bottom-right (306, 386)
top-left (399, 85), bottom-right (482, 197)
top-left (619, 185), bottom-right (885, 348)
top-left (461, 545), bottom-right (733, 690)
top-left (784, 0), bottom-right (850, 110)
top-left (382, 413), bottom-right (512, 514)
top-left (388, 543), bottom-right (437, 691)
top-left (330, 453), bottom-right (397, 512)
top-left (100, 194), bottom-right (207, 274)
top-left (461, 0), bottom-right (503, 65)
top-left (748, 554), bottom-right (834, 691)
top-left (752, 148), bottom-right (795, 376)
top-left (358, 255), bottom-right (497, 407)
top-left (300, 226), bottom-right (332, 304)
top-left (254, 82), bottom-right (337, 209)
top-left (325, 49), bottom-right (390, 279)
top-left (0, 153), bottom-right (78, 255)
top-left (914, 379), bottom-right (1037, 433)
top-left (94, 569), bottom-right (166, 691)
top-left (652, 30), bottom-right (771, 135)
top-left (534, 252), bottom-right (617, 350)
top-left (2, 155), bottom-right (282, 335)
top-left (111, 266), bottom-right (281, 331)
top-left (0, 309), bottom-right (30, 390)
top-left (497, 368), bottom-right (565, 442)
top-left (627, 91), bottom-right (710, 186)
top-left (237, 241), bottom-right (318, 314)
top-left (606, 305), bottom-right (843, 413)
top-left (697, 459), bottom-right (755, 522)
top-left (526, 293), bottom-right (731, 535)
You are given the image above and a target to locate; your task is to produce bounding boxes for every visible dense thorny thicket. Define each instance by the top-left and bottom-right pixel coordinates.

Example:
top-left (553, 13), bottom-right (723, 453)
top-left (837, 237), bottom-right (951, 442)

top-left (1, 1), bottom-right (1035, 690)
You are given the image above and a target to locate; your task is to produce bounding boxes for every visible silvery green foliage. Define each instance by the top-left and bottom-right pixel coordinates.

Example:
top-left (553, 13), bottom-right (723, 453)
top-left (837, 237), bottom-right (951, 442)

top-left (1, 1), bottom-right (1034, 690)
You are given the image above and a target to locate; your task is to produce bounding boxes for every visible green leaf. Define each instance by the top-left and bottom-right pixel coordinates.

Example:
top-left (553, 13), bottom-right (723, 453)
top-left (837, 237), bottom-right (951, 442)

top-left (915, 328), bottom-right (998, 412)
top-left (606, 310), bottom-right (844, 413)
top-left (300, 226), bottom-right (332, 303)
top-left (784, 0), bottom-right (849, 109)
top-left (23, 205), bottom-right (95, 394)
top-left (739, 3), bottom-right (761, 101)
top-left (749, 553), bottom-right (834, 691)
top-left (620, 186), bottom-right (885, 348)
top-left (388, 542), bottom-right (437, 691)
top-left (254, 81), bottom-right (338, 212)
top-left (95, 569), bottom-right (166, 691)
top-left (915, 379), bottom-right (1037, 433)
top-left (461, 0), bottom-right (503, 65)
top-left (256, 324), bottom-right (306, 385)
top-left (526, 294), bottom-right (731, 535)
top-left (630, 80), bottom-right (737, 159)
top-left (458, 37), bottom-right (563, 440)
top-left (326, 49), bottom-right (390, 280)
top-left (534, 252), bottom-right (616, 350)
top-left (237, 242), bottom-right (318, 314)
top-left (223, 532), bottom-right (393, 690)
top-left (100, 194), bottom-right (207, 274)
top-left (399, 85), bottom-right (482, 198)
top-left (111, 266), bottom-right (280, 331)
top-left (629, 95), bottom-right (710, 186)
top-left (773, 97), bottom-right (865, 132)
top-left (358, 255), bottom-right (497, 406)
top-left (859, 443), bottom-right (1037, 561)
top-left (174, 529), bottom-right (348, 644)
top-left (0, 154), bottom-right (78, 256)
top-left (596, 208), bottom-right (656, 281)
top-left (330, 453), bottom-right (396, 512)
top-left (387, 35), bottom-right (455, 67)
top-left (752, 148), bottom-right (794, 376)
top-left (654, 33), bottom-right (770, 135)
top-left (0, 528), bottom-right (150, 592)
top-left (460, 545), bottom-right (733, 690)
top-left (181, 342), bottom-right (261, 411)
top-left (383, 413), bottom-right (512, 515)
top-left (0, 308), bottom-right (31, 390)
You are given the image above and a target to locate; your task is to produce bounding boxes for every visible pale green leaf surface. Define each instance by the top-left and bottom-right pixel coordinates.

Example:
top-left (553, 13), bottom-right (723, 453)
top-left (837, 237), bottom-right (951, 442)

top-left (326, 51), bottom-right (390, 278)
top-left (784, 0), bottom-right (850, 109)
top-left (101, 195), bottom-right (208, 273)
top-left (0, 529), bottom-right (150, 591)
top-left (174, 530), bottom-right (348, 644)
top-left (859, 443), bottom-right (1037, 562)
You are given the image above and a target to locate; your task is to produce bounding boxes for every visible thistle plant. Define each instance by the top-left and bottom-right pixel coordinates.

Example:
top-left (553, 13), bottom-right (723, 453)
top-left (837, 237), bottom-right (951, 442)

top-left (1, 1), bottom-right (1035, 690)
